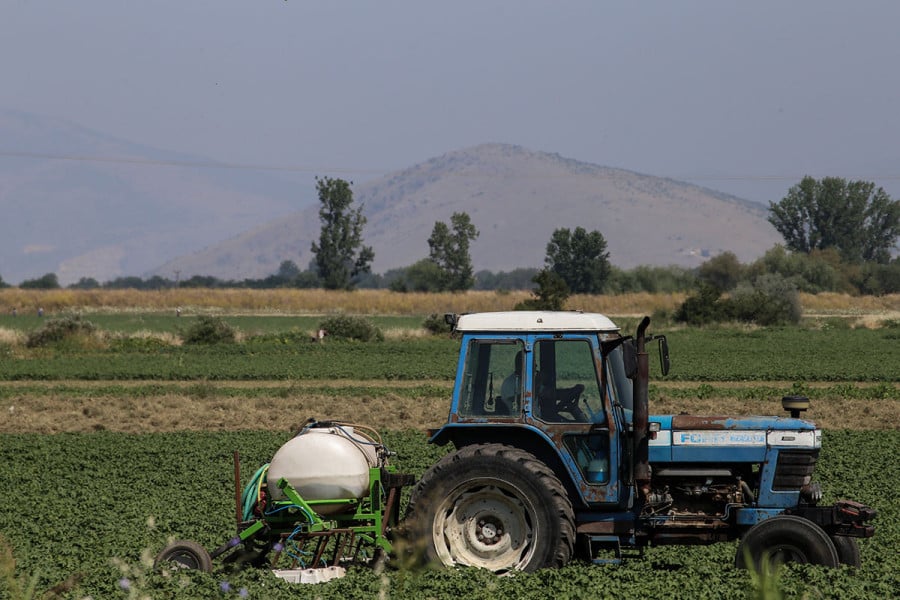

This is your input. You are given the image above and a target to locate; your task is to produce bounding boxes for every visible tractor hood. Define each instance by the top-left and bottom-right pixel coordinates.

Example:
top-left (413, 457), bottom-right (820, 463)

top-left (652, 414), bottom-right (817, 431)
top-left (648, 414), bottom-right (820, 464)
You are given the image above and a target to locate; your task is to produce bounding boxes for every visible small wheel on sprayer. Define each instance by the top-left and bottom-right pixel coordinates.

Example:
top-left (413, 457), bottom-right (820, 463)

top-left (154, 539), bottom-right (213, 572)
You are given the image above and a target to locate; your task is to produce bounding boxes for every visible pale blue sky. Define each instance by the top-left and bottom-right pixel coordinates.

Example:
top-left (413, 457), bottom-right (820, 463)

top-left (2, 0), bottom-right (899, 204)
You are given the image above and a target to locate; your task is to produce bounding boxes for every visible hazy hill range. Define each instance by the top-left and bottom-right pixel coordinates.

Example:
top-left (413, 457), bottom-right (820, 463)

top-left (1, 109), bottom-right (782, 285)
top-left (155, 144), bottom-right (782, 280)
top-left (0, 110), bottom-right (307, 285)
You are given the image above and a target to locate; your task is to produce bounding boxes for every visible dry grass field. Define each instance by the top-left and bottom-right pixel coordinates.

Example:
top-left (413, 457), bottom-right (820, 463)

top-left (1, 288), bottom-right (898, 319)
top-left (3, 380), bottom-right (897, 435)
top-left (0, 288), bottom-right (679, 315)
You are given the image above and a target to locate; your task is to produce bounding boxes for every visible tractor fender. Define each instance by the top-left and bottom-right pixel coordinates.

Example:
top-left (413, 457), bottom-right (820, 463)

top-left (428, 423), bottom-right (590, 510)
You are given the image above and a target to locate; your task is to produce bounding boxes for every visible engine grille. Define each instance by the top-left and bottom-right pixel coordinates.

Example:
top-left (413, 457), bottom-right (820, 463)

top-left (773, 450), bottom-right (819, 491)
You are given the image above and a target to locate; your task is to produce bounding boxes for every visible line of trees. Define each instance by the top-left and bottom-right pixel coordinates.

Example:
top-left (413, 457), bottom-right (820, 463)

top-left (2, 176), bottom-right (897, 298)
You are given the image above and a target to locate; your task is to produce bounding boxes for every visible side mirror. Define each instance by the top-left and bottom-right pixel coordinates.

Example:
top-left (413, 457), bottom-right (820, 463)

top-left (657, 336), bottom-right (670, 376)
top-left (623, 340), bottom-right (638, 379)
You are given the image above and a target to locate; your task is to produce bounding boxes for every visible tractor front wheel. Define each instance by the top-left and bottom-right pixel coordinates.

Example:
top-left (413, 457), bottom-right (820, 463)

top-left (154, 540), bottom-right (213, 572)
top-left (404, 443), bottom-right (574, 574)
top-left (735, 515), bottom-right (839, 570)
top-left (830, 535), bottom-right (861, 567)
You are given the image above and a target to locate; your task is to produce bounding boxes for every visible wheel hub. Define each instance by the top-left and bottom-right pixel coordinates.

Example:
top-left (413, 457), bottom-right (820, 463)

top-left (476, 517), bottom-right (504, 545)
top-left (433, 482), bottom-right (536, 572)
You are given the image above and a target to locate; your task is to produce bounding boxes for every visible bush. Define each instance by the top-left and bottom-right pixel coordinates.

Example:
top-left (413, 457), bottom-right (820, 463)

top-left (748, 246), bottom-right (848, 293)
top-left (422, 313), bottom-right (452, 335)
top-left (26, 316), bottom-right (98, 348)
top-left (854, 260), bottom-right (900, 295)
top-left (730, 274), bottom-right (802, 326)
top-left (674, 275), bottom-right (801, 327)
top-left (319, 315), bottom-right (384, 342)
top-left (673, 284), bottom-right (729, 326)
top-left (697, 251), bottom-right (745, 291)
top-left (181, 316), bottom-right (236, 345)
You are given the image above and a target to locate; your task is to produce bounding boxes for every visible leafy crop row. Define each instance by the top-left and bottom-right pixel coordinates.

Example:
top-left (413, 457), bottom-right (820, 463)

top-left (0, 339), bottom-right (459, 381)
top-left (0, 429), bottom-right (897, 599)
top-left (1, 327), bottom-right (899, 382)
top-left (664, 326), bottom-right (900, 382)
top-left (0, 381), bottom-right (451, 401)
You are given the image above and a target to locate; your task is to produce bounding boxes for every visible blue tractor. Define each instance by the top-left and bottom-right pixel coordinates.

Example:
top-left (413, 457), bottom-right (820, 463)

top-left (404, 311), bottom-right (876, 572)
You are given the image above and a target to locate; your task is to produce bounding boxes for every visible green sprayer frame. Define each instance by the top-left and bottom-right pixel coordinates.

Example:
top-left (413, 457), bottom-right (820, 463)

top-left (209, 457), bottom-right (414, 570)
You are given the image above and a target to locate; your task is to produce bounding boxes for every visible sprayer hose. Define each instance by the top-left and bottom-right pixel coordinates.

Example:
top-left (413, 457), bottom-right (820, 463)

top-left (241, 464), bottom-right (270, 522)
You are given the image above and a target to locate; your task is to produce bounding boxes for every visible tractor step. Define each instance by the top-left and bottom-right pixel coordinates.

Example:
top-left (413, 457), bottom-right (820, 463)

top-left (585, 535), bottom-right (643, 565)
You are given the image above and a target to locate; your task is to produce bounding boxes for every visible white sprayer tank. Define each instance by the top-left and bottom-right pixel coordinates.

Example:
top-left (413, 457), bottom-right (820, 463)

top-left (266, 426), bottom-right (379, 515)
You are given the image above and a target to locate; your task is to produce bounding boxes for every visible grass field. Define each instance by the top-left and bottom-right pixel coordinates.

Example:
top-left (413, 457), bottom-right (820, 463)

top-left (1, 291), bottom-right (898, 598)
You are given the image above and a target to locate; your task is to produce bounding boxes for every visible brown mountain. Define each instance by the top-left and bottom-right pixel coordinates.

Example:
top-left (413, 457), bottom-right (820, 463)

top-left (154, 144), bottom-right (781, 280)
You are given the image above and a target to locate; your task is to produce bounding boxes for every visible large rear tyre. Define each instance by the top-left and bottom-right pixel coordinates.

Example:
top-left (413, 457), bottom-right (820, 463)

top-left (830, 535), bottom-right (861, 567)
top-left (735, 515), bottom-right (839, 570)
top-left (154, 540), bottom-right (213, 573)
top-left (404, 443), bottom-right (574, 573)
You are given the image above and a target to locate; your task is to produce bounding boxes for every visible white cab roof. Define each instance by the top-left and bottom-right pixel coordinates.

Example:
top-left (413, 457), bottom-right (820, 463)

top-left (455, 311), bottom-right (619, 333)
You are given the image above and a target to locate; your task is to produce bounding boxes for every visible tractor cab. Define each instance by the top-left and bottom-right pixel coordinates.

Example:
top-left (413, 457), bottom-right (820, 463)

top-left (432, 311), bottom-right (667, 508)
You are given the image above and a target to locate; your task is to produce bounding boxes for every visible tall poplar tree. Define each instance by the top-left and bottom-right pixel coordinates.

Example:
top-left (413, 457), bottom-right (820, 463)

top-left (428, 212), bottom-right (480, 291)
top-left (310, 177), bottom-right (374, 290)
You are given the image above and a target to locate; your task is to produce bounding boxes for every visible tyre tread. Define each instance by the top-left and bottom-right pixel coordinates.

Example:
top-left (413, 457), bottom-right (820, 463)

top-left (735, 515), bottom-right (839, 570)
top-left (405, 443), bottom-right (575, 570)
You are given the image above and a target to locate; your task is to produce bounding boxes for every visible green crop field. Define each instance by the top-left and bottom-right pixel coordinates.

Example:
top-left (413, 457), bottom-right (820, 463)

top-left (0, 430), bottom-right (897, 599)
top-left (1, 320), bottom-right (899, 382)
top-left (0, 313), bottom-right (426, 337)
top-left (0, 339), bottom-right (459, 381)
top-left (1, 310), bottom-right (899, 598)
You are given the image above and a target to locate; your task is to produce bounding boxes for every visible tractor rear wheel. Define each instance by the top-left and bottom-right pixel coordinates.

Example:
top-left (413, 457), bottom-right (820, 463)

top-left (735, 515), bottom-right (839, 570)
top-left (154, 540), bottom-right (213, 572)
top-left (404, 443), bottom-right (574, 573)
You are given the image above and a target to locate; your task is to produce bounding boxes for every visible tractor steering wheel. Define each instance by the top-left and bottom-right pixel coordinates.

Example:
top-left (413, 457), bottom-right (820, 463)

top-left (556, 384), bottom-right (587, 421)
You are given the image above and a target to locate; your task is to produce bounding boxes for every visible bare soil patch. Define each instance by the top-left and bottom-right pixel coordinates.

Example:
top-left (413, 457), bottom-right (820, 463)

top-left (2, 380), bottom-right (896, 434)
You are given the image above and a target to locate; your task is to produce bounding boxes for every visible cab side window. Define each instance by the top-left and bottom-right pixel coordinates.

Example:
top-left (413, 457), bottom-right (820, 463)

top-left (459, 340), bottom-right (524, 417)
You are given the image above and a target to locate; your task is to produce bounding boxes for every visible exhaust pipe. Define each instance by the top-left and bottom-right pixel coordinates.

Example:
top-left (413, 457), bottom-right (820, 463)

top-left (632, 316), bottom-right (651, 502)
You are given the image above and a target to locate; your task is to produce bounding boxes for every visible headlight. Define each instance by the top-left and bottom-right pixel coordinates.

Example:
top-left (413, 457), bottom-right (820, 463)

top-left (800, 482), bottom-right (823, 504)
